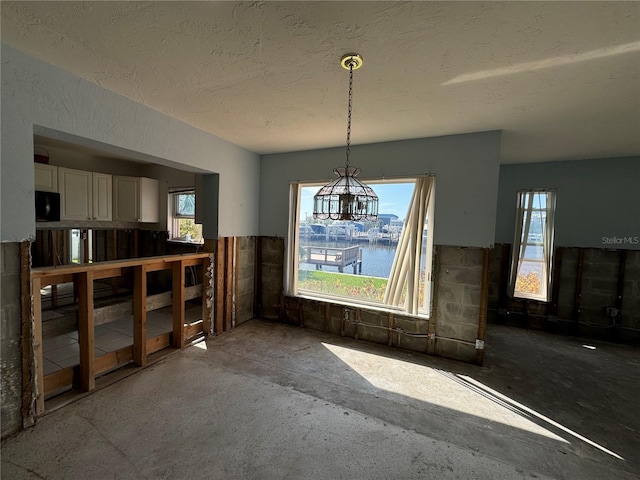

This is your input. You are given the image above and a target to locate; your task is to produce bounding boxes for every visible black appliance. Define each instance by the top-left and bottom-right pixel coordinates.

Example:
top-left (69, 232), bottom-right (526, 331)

top-left (35, 191), bottom-right (61, 222)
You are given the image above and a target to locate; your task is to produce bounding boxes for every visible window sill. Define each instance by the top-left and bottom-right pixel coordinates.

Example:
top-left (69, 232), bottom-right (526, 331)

top-left (293, 291), bottom-right (431, 320)
top-left (512, 294), bottom-right (549, 303)
top-left (167, 239), bottom-right (204, 246)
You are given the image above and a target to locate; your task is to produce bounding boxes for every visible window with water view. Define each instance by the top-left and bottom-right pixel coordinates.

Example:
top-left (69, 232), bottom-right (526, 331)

top-left (290, 177), bottom-right (435, 317)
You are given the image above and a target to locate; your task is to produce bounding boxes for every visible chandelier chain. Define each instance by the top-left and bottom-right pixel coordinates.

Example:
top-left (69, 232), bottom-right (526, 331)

top-left (345, 62), bottom-right (354, 167)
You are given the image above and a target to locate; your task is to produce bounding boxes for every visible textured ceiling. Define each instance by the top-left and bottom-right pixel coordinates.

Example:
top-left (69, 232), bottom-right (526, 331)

top-left (2, 1), bottom-right (639, 163)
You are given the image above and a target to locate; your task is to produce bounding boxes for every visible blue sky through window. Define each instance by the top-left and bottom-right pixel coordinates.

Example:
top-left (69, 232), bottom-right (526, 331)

top-left (300, 182), bottom-right (414, 222)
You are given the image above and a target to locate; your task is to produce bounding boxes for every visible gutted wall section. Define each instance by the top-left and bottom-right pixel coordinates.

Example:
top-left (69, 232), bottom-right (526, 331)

top-left (258, 237), bottom-right (285, 321)
top-left (236, 237), bottom-right (256, 325)
top-left (1, 243), bottom-right (22, 437)
top-left (260, 238), bottom-right (487, 364)
top-left (434, 247), bottom-right (485, 363)
top-left (488, 245), bottom-right (640, 345)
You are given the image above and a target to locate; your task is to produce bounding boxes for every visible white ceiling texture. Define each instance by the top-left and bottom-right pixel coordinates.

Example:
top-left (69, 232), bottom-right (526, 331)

top-left (2, 1), bottom-right (639, 164)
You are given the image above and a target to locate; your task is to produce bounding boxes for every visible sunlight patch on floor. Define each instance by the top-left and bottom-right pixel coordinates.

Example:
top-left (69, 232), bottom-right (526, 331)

top-left (321, 342), bottom-right (567, 443)
top-left (192, 338), bottom-right (208, 350)
top-left (459, 375), bottom-right (624, 460)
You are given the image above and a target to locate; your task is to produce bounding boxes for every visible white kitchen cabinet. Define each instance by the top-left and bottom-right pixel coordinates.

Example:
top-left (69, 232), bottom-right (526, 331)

top-left (59, 167), bottom-right (92, 220)
top-left (58, 167), bottom-right (112, 221)
top-left (34, 163), bottom-right (58, 192)
top-left (92, 172), bottom-right (113, 221)
top-left (113, 176), bottom-right (159, 223)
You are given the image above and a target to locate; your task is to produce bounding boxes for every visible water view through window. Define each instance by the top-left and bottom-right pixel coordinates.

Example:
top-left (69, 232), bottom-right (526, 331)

top-left (294, 179), bottom-right (434, 315)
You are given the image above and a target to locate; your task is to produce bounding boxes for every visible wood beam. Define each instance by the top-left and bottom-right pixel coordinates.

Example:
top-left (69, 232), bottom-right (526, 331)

top-left (224, 237), bottom-right (234, 331)
top-left (476, 249), bottom-right (490, 366)
top-left (172, 260), bottom-right (185, 348)
top-left (215, 238), bottom-right (225, 333)
top-left (428, 246), bottom-right (441, 356)
top-left (234, 238), bottom-right (240, 328)
top-left (93, 267), bottom-right (124, 280)
top-left (95, 346), bottom-right (133, 375)
top-left (44, 367), bottom-right (74, 397)
top-left (51, 231), bottom-right (60, 308)
top-left (202, 254), bottom-right (213, 335)
top-left (77, 271), bottom-right (95, 391)
top-left (185, 321), bottom-right (204, 340)
top-left (22, 242), bottom-right (40, 423)
top-left (147, 333), bottom-right (171, 355)
top-left (111, 230), bottom-right (118, 294)
top-left (38, 273), bottom-right (74, 288)
top-left (133, 265), bottom-right (148, 366)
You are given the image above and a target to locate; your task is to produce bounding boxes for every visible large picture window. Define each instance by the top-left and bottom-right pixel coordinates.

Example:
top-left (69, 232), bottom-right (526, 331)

top-left (287, 177), bottom-right (435, 317)
top-left (509, 190), bottom-right (556, 302)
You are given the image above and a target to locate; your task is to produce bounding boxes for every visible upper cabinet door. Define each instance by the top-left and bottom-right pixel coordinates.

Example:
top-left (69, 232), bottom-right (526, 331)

top-left (34, 164), bottom-right (58, 193)
top-left (113, 176), bottom-right (140, 222)
top-left (113, 176), bottom-right (159, 223)
top-left (58, 167), bottom-right (92, 220)
top-left (92, 173), bottom-right (113, 221)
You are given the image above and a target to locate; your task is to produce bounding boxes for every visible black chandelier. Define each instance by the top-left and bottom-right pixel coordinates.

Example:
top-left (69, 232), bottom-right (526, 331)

top-left (313, 54), bottom-right (379, 222)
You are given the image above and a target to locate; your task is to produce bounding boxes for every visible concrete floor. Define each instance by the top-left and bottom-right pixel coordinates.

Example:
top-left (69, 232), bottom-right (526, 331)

top-left (2, 320), bottom-right (639, 479)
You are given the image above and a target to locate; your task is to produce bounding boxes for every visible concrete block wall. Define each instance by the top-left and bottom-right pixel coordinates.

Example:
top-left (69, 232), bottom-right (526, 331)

top-left (283, 296), bottom-right (433, 354)
top-left (579, 249), bottom-right (620, 327)
top-left (623, 252), bottom-right (640, 331)
top-left (1, 242), bottom-right (23, 438)
top-left (434, 246), bottom-right (484, 363)
top-left (261, 238), bottom-right (486, 364)
top-left (556, 248), bottom-right (578, 321)
top-left (486, 244), bottom-right (506, 323)
top-left (488, 245), bottom-right (640, 345)
top-left (259, 237), bottom-right (284, 320)
top-left (236, 237), bottom-right (256, 325)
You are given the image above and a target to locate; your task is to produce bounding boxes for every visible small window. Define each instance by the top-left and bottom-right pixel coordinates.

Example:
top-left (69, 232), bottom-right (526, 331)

top-left (509, 190), bottom-right (556, 301)
top-left (287, 177), bottom-right (435, 317)
top-left (174, 192), bottom-right (195, 217)
top-left (70, 229), bottom-right (92, 263)
top-left (168, 190), bottom-right (202, 243)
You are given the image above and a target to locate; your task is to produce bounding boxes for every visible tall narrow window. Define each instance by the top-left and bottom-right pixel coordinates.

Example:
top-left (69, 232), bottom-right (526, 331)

top-left (509, 190), bottom-right (556, 301)
top-left (168, 189), bottom-right (203, 243)
top-left (287, 176), bottom-right (435, 317)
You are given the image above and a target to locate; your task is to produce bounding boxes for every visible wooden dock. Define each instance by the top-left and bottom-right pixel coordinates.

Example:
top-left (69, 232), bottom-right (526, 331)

top-left (301, 245), bottom-right (362, 274)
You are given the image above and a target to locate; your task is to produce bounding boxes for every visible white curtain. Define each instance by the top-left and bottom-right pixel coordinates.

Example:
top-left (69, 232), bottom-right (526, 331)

top-left (508, 191), bottom-right (530, 297)
top-left (542, 191), bottom-right (556, 301)
top-left (508, 190), bottom-right (556, 300)
top-left (383, 176), bottom-right (434, 315)
top-left (285, 183), bottom-right (300, 295)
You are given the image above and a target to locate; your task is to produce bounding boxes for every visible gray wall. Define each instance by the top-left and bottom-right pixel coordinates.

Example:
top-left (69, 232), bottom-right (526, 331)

top-left (1, 44), bottom-right (260, 241)
top-left (495, 157), bottom-right (640, 249)
top-left (260, 131), bottom-right (502, 248)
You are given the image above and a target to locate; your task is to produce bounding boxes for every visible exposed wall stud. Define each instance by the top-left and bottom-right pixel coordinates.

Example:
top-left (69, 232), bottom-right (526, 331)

top-left (77, 271), bottom-right (95, 390)
top-left (476, 248), bottom-right (490, 365)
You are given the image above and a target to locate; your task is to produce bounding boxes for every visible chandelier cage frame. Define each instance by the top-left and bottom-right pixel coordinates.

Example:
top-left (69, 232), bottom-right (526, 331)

top-left (313, 54), bottom-right (379, 222)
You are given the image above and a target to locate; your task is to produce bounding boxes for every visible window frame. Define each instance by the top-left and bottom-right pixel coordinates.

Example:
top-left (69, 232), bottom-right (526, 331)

top-left (286, 176), bottom-right (435, 318)
top-left (509, 189), bottom-right (556, 302)
top-left (168, 189), bottom-right (203, 243)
